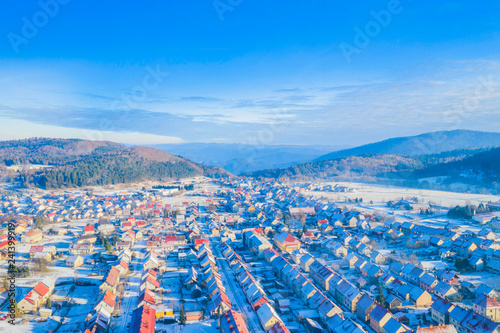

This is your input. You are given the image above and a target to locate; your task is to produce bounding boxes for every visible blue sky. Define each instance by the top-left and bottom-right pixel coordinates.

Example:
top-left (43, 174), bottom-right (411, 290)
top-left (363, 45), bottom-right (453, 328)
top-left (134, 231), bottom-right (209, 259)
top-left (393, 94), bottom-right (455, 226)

top-left (1, 0), bottom-right (500, 146)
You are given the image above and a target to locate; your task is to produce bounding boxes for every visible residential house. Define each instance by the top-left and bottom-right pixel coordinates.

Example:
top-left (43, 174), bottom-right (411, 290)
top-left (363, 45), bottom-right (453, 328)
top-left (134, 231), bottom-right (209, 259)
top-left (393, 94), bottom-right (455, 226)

top-left (21, 229), bottom-right (43, 243)
top-left (460, 310), bottom-right (500, 333)
top-left (66, 255), bottom-right (84, 268)
top-left (370, 305), bottom-right (392, 333)
top-left (129, 304), bottom-right (156, 333)
top-left (473, 294), bottom-right (500, 322)
top-left (431, 298), bottom-right (456, 325)
top-left (434, 282), bottom-right (460, 302)
top-left (356, 294), bottom-right (376, 322)
top-left (220, 310), bottom-right (249, 333)
top-left (274, 232), bottom-right (301, 253)
top-left (256, 302), bottom-right (282, 332)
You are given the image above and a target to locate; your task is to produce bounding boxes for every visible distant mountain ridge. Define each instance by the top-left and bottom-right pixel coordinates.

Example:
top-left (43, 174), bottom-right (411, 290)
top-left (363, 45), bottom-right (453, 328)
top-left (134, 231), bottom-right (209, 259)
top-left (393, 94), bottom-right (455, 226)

top-left (0, 138), bottom-right (230, 189)
top-left (150, 143), bottom-right (348, 174)
top-left (316, 130), bottom-right (500, 161)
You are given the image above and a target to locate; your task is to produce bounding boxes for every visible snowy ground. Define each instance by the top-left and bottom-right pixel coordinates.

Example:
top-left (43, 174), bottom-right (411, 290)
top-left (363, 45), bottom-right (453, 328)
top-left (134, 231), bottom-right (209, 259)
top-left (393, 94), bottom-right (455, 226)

top-left (459, 272), bottom-right (500, 290)
top-left (306, 182), bottom-right (500, 208)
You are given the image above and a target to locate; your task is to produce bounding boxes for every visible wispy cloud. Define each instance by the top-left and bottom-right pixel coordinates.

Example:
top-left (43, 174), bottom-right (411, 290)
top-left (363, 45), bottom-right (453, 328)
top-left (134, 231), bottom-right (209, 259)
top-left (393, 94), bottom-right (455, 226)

top-left (0, 59), bottom-right (500, 146)
top-left (179, 96), bottom-right (224, 103)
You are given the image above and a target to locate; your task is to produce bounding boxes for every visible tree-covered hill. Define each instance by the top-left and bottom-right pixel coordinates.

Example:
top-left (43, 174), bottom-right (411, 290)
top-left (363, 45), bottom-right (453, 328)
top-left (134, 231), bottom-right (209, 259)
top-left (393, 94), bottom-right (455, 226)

top-left (247, 148), bottom-right (491, 181)
top-left (0, 138), bottom-right (231, 189)
top-left (316, 130), bottom-right (500, 161)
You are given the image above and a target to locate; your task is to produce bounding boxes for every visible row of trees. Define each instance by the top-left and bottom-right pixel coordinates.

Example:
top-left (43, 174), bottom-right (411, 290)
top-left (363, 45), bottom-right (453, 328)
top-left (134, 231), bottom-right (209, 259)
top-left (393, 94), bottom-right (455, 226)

top-left (447, 203), bottom-right (491, 219)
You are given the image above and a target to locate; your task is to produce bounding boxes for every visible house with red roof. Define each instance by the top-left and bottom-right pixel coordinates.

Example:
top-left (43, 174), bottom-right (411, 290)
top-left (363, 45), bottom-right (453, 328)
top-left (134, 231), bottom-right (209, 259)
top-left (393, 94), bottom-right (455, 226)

top-left (138, 288), bottom-right (157, 307)
top-left (208, 291), bottom-right (232, 316)
top-left (141, 275), bottom-right (160, 291)
top-left (269, 321), bottom-right (290, 333)
top-left (143, 269), bottom-right (157, 280)
top-left (220, 310), bottom-right (249, 333)
top-left (84, 225), bottom-right (95, 235)
top-left (29, 245), bottom-right (44, 258)
top-left (0, 238), bottom-right (15, 250)
top-left (94, 290), bottom-right (116, 314)
top-left (274, 232), bottom-right (301, 253)
top-left (165, 235), bottom-right (176, 243)
top-left (317, 219), bottom-right (329, 227)
top-left (115, 260), bottom-right (129, 276)
top-left (195, 238), bottom-right (210, 250)
top-left (129, 304), bottom-right (156, 333)
top-left (473, 293), bottom-right (500, 322)
top-left (18, 290), bottom-right (40, 313)
top-left (21, 228), bottom-right (43, 243)
top-left (100, 266), bottom-right (120, 293)
top-left (33, 282), bottom-right (50, 302)
top-left (122, 230), bottom-right (136, 243)
top-left (18, 281), bottom-right (52, 313)
top-left (121, 221), bottom-right (133, 230)
top-left (416, 325), bottom-right (458, 333)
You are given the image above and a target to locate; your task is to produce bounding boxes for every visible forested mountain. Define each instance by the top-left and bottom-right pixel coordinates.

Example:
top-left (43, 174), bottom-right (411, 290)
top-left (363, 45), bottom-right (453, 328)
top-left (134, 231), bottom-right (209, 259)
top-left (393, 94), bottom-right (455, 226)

top-left (413, 147), bottom-right (500, 187)
top-left (0, 138), bottom-right (125, 164)
top-left (0, 138), bottom-right (230, 189)
top-left (316, 130), bottom-right (500, 161)
top-left (247, 147), bottom-right (500, 193)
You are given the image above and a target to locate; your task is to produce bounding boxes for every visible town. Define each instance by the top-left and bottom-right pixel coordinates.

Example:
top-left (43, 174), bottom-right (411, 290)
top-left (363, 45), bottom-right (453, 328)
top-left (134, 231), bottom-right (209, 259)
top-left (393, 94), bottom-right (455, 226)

top-left (1, 177), bottom-right (500, 333)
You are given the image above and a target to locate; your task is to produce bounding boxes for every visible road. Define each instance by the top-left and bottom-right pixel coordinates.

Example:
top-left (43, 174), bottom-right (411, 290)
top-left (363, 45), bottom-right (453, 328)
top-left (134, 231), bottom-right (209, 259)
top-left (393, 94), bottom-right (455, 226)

top-left (111, 252), bottom-right (143, 333)
top-left (214, 244), bottom-right (264, 333)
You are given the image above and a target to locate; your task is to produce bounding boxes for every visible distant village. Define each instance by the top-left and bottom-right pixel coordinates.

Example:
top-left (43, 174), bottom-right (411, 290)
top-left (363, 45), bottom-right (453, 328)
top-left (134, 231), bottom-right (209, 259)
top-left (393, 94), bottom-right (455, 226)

top-left (1, 177), bottom-right (500, 333)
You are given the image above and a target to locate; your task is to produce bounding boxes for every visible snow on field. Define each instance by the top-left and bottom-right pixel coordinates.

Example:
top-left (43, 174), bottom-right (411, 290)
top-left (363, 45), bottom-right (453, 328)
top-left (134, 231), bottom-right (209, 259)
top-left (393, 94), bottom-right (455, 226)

top-left (460, 272), bottom-right (500, 290)
top-left (0, 318), bottom-right (60, 332)
top-left (306, 182), bottom-right (500, 207)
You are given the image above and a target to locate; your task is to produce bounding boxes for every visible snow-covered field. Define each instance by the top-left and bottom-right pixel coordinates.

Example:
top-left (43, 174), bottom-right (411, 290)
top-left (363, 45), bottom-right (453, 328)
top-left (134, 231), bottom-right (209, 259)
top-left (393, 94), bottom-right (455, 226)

top-left (306, 182), bottom-right (500, 207)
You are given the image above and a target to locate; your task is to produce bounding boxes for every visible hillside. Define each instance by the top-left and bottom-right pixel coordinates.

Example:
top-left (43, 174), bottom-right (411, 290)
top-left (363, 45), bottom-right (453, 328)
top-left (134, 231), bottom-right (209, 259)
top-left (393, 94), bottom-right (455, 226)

top-left (316, 130), bottom-right (500, 161)
top-left (0, 138), bottom-right (126, 160)
top-left (412, 147), bottom-right (500, 188)
top-left (247, 147), bottom-right (500, 193)
top-left (247, 154), bottom-right (422, 181)
top-left (0, 138), bottom-right (231, 189)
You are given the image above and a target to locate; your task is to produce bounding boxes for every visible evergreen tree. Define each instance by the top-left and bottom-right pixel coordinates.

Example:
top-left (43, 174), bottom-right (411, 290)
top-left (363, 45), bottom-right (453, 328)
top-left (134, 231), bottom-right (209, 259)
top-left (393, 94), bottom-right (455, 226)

top-left (104, 238), bottom-right (112, 252)
top-left (179, 304), bottom-right (186, 325)
top-left (376, 284), bottom-right (388, 308)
